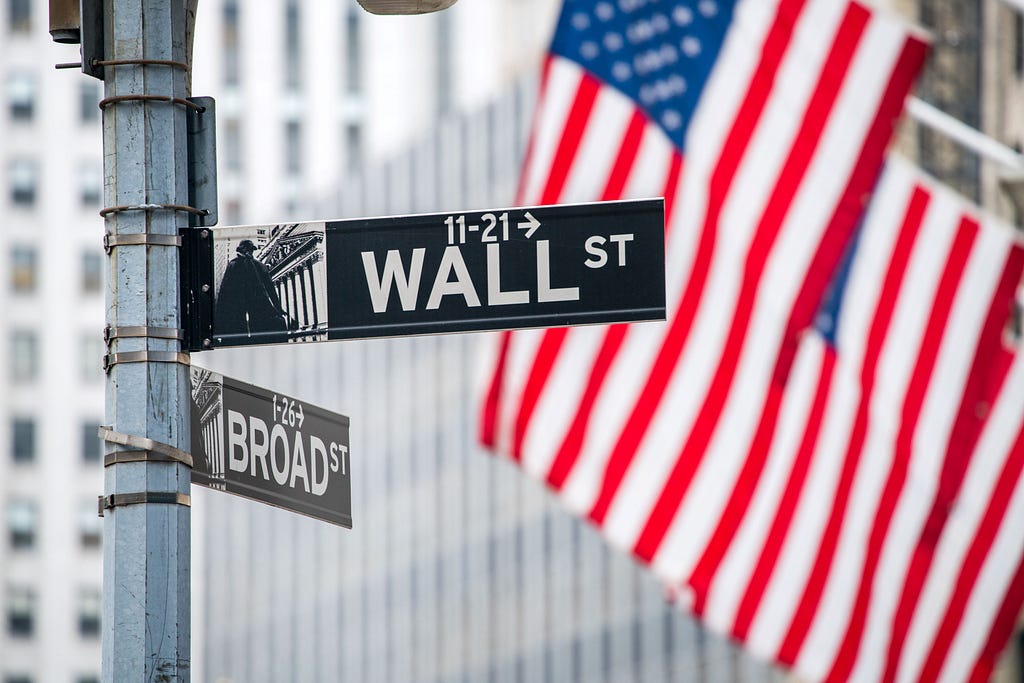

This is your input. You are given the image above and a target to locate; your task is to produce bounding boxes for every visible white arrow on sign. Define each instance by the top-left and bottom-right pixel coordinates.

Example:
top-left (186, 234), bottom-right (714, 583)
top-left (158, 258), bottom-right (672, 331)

top-left (518, 212), bottom-right (541, 239)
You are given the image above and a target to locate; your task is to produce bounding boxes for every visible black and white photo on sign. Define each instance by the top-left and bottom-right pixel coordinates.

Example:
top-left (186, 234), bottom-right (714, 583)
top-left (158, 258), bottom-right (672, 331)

top-left (189, 367), bottom-right (226, 489)
top-left (212, 223), bottom-right (328, 343)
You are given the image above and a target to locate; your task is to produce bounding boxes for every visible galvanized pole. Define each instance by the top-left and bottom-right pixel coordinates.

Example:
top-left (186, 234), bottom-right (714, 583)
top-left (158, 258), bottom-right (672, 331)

top-left (101, 0), bottom-right (193, 680)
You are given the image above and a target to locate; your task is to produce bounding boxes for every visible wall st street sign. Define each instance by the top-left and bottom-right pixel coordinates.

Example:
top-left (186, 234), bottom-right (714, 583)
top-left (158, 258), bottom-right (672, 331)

top-left (189, 367), bottom-right (352, 527)
top-left (181, 199), bottom-right (665, 350)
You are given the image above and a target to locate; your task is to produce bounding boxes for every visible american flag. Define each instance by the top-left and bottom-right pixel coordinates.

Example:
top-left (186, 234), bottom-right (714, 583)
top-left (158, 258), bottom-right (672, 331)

top-left (682, 155), bottom-right (1024, 682)
top-left (468, 0), bottom-right (1024, 679)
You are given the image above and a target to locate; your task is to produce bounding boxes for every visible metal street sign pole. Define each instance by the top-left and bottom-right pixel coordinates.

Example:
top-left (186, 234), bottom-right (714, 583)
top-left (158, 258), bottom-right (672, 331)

top-left (101, 0), bottom-right (193, 679)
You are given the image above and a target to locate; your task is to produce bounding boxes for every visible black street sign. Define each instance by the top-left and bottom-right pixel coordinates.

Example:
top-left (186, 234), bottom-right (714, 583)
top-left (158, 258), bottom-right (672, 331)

top-left (189, 366), bottom-right (352, 528)
top-left (181, 199), bottom-right (665, 350)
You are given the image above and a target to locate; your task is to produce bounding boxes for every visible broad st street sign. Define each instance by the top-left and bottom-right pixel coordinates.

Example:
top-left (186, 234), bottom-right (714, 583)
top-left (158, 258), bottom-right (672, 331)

top-left (181, 199), bottom-right (665, 350)
top-left (189, 367), bottom-right (352, 527)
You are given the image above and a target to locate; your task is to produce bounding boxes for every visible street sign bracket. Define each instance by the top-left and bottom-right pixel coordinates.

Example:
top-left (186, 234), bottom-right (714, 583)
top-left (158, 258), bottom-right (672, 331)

top-left (179, 228), bottom-right (215, 351)
top-left (80, 0), bottom-right (104, 79)
top-left (186, 96), bottom-right (218, 227)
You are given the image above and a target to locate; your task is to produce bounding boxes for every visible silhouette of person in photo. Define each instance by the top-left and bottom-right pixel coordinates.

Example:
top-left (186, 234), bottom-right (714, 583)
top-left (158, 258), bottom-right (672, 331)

top-left (215, 239), bottom-right (291, 342)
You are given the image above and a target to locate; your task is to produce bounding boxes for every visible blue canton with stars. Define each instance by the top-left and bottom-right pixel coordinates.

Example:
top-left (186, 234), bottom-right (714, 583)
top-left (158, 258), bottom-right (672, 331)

top-left (551, 0), bottom-right (737, 151)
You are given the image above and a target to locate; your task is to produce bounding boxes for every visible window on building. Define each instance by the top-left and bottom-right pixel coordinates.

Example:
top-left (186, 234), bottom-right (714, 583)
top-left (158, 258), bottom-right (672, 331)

top-left (81, 422), bottom-right (101, 464)
top-left (224, 118), bottom-right (242, 172)
top-left (78, 500), bottom-right (101, 549)
top-left (9, 158), bottom-right (37, 207)
top-left (10, 245), bottom-right (36, 293)
top-left (79, 81), bottom-right (99, 123)
top-left (77, 588), bottom-right (101, 637)
top-left (8, 0), bottom-right (30, 33)
top-left (284, 0), bottom-right (301, 90)
top-left (10, 330), bottom-right (38, 382)
top-left (285, 120), bottom-right (302, 175)
top-left (7, 500), bottom-right (37, 549)
top-left (223, 0), bottom-right (240, 86)
top-left (11, 418), bottom-right (34, 464)
top-left (345, 12), bottom-right (361, 94)
top-left (6, 72), bottom-right (34, 121)
top-left (223, 198), bottom-right (242, 227)
top-left (81, 250), bottom-right (103, 294)
top-left (436, 12), bottom-right (452, 116)
top-left (7, 586), bottom-right (35, 637)
top-left (78, 161), bottom-right (101, 206)
top-left (346, 122), bottom-right (362, 173)
top-left (79, 333), bottom-right (104, 382)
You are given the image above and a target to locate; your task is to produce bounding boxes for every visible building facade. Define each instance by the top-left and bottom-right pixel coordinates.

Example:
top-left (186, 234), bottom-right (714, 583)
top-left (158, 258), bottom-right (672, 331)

top-left (0, 1), bottom-right (106, 682)
top-left (886, 0), bottom-right (1024, 224)
top-left (190, 63), bottom-right (786, 683)
top-left (188, 0), bottom-right (559, 229)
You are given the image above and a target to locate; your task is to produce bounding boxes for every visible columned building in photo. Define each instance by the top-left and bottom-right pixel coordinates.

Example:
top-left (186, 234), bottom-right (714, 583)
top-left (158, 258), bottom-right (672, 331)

top-left (259, 224), bottom-right (327, 341)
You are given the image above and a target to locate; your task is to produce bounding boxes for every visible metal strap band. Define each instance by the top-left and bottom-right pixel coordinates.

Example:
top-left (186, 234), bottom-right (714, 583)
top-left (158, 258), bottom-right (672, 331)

top-left (98, 94), bottom-right (205, 112)
top-left (98, 427), bottom-right (193, 468)
top-left (100, 203), bottom-right (208, 218)
top-left (103, 350), bottom-right (190, 373)
top-left (93, 58), bottom-right (190, 71)
top-left (98, 492), bottom-right (191, 516)
top-left (103, 450), bottom-right (193, 467)
top-left (103, 233), bottom-right (183, 250)
top-left (104, 326), bottom-right (184, 342)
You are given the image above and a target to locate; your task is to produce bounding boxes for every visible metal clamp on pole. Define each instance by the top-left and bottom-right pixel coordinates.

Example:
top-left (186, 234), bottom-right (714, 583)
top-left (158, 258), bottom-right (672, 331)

top-left (97, 426), bottom-right (193, 468)
top-left (100, 204), bottom-right (207, 219)
top-left (103, 232), bottom-right (183, 253)
top-left (102, 350), bottom-right (190, 374)
top-left (103, 325), bottom-right (184, 344)
top-left (98, 492), bottom-right (191, 517)
top-left (92, 58), bottom-right (190, 71)
top-left (99, 93), bottom-right (205, 112)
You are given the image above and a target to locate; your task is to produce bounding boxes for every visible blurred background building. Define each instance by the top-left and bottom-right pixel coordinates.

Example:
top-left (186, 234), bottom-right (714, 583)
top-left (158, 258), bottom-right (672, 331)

top-left (0, 1), bottom-right (105, 681)
top-left (887, 0), bottom-right (1024, 221)
top-left (189, 80), bottom-right (785, 682)
top-left (188, 2), bottom-right (782, 680)
top-left (0, 0), bottom-right (1022, 682)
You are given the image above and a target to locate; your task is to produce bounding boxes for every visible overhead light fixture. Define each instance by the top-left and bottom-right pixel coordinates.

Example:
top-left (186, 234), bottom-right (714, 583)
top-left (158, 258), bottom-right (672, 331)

top-left (48, 0), bottom-right (81, 43)
top-left (355, 0), bottom-right (458, 15)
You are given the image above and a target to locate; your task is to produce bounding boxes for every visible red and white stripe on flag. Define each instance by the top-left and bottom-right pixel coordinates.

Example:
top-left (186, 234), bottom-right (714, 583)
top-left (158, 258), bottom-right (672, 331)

top-left (690, 155), bottom-right (1024, 682)
top-left (471, 0), bottom-right (1024, 680)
